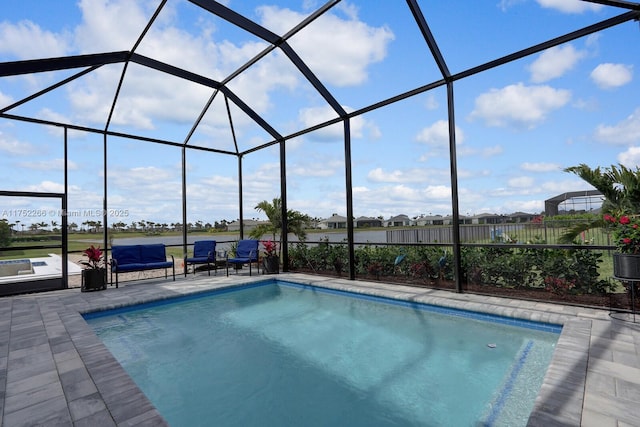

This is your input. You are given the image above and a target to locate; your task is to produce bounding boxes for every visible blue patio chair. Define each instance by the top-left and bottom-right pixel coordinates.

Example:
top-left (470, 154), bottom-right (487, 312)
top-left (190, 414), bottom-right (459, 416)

top-left (226, 239), bottom-right (259, 276)
top-left (185, 240), bottom-right (217, 276)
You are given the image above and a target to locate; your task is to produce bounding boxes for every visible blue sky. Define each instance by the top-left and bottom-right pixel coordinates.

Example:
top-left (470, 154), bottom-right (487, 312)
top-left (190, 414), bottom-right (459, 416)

top-left (1, 0), bottom-right (639, 230)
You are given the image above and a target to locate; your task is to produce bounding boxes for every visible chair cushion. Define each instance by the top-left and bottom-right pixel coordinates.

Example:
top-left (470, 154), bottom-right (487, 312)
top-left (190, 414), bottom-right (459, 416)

top-left (144, 261), bottom-right (173, 269)
top-left (112, 246), bottom-right (141, 265)
top-left (235, 240), bottom-right (259, 259)
top-left (140, 244), bottom-right (167, 263)
top-left (113, 263), bottom-right (145, 272)
top-left (193, 240), bottom-right (216, 259)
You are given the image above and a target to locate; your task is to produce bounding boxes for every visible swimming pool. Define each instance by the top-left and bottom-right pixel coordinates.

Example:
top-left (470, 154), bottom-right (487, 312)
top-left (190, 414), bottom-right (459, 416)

top-left (85, 280), bottom-right (560, 426)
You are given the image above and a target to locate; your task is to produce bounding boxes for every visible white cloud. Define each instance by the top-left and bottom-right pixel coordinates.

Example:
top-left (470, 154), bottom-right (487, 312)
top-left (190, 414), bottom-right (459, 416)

top-left (0, 1), bottom-right (393, 144)
top-left (423, 94), bottom-right (439, 110)
top-left (415, 120), bottom-right (464, 146)
top-left (55, 1), bottom-right (393, 138)
top-left (0, 131), bottom-right (34, 155)
top-left (505, 199), bottom-right (545, 214)
top-left (68, 63), bottom-right (217, 130)
top-left (367, 167), bottom-right (437, 184)
top-left (572, 97), bottom-right (598, 112)
top-left (64, 1), bottom-right (274, 131)
top-left (536, 0), bottom-right (603, 13)
top-left (0, 20), bottom-right (70, 59)
top-left (18, 158), bottom-right (78, 171)
top-left (367, 123), bottom-right (382, 140)
top-left (470, 83), bottom-right (571, 128)
top-left (594, 107), bottom-right (640, 145)
top-left (39, 108), bottom-right (72, 124)
top-left (109, 166), bottom-right (179, 197)
top-left (74, 0), bottom-right (155, 53)
top-left (35, 108), bottom-right (89, 138)
top-left (298, 105), bottom-right (368, 140)
top-left (297, 106), bottom-right (341, 138)
top-left (542, 178), bottom-right (598, 194)
top-left (481, 145), bottom-right (504, 157)
top-left (257, 5), bottom-right (395, 87)
top-left (290, 156), bottom-right (343, 178)
top-left (529, 45), bottom-right (585, 83)
top-left (226, 50), bottom-right (299, 115)
top-left (458, 169), bottom-right (491, 180)
top-left (457, 144), bottom-right (503, 158)
top-left (585, 33), bottom-right (600, 49)
top-left (423, 185), bottom-right (452, 200)
top-left (198, 174), bottom-right (237, 188)
top-left (25, 180), bottom-right (66, 193)
top-left (617, 146), bottom-right (640, 168)
top-left (0, 91), bottom-right (14, 109)
top-left (498, 0), bottom-right (526, 12)
top-left (590, 63), bottom-right (633, 89)
top-left (281, 151), bottom-right (345, 188)
top-left (508, 176), bottom-right (535, 188)
top-left (520, 162), bottom-right (562, 172)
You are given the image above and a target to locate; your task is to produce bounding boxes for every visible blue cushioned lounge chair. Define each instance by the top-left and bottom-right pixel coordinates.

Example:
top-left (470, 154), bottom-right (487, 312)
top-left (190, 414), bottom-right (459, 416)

top-left (226, 239), bottom-right (259, 276)
top-left (185, 240), bottom-right (217, 276)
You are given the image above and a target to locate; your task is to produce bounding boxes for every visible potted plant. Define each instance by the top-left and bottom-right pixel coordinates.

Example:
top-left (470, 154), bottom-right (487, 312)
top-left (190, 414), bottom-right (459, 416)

top-left (604, 213), bottom-right (640, 279)
top-left (261, 240), bottom-right (279, 274)
top-left (81, 245), bottom-right (107, 291)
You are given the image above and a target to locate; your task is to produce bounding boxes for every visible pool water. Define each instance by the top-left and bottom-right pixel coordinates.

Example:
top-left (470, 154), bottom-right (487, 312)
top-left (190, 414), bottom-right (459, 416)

top-left (85, 281), bottom-right (560, 426)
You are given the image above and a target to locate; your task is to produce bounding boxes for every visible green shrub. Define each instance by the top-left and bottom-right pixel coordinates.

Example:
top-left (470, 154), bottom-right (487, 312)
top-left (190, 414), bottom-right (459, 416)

top-left (289, 241), bottom-right (611, 296)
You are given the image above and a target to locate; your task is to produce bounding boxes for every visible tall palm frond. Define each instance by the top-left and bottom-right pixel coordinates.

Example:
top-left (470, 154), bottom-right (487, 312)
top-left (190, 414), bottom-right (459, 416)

top-left (249, 198), bottom-right (310, 255)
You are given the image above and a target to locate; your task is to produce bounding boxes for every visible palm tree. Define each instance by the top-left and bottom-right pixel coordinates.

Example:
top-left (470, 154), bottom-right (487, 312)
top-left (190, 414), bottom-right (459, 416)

top-left (559, 164), bottom-right (640, 243)
top-left (249, 198), bottom-right (310, 254)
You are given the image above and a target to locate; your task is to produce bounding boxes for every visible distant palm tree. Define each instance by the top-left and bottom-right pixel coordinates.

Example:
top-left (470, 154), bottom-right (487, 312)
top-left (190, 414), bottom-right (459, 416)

top-left (249, 198), bottom-right (310, 254)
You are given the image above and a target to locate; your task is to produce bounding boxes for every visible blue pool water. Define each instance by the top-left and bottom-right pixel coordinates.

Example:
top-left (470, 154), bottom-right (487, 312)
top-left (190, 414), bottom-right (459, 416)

top-left (85, 281), bottom-right (560, 426)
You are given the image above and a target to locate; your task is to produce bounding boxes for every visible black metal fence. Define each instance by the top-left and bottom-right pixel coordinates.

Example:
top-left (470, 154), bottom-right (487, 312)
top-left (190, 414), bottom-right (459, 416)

top-left (386, 221), bottom-right (611, 246)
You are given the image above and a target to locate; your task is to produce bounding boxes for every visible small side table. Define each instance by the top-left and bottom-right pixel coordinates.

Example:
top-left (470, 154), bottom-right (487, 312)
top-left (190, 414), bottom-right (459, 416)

top-left (215, 251), bottom-right (228, 272)
top-left (611, 276), bottom-right (638, 323)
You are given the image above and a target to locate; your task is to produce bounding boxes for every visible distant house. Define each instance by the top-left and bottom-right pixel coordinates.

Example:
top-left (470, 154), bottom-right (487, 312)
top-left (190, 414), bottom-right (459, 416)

top-left (355, 216), bottom-right (382, 228)
top-left (386, 214), bottom-right (411, 227)
top-left (318, 214), bottom-right (348, 229)
top-left (459, 215), bottom-right (473, 225)
top-left (467, 212), bottom-right (537, 224)
top-left (414, 215), bottom-right (446, 226)
top-left (507, 212), bottom-right (537, 223)
top-left (470, 213), bottom-right (506, 225)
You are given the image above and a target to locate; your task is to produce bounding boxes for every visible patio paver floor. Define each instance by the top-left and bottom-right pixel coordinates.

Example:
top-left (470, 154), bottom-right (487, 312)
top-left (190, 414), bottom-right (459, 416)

top-left (1, 272), bottom-right (639, 426)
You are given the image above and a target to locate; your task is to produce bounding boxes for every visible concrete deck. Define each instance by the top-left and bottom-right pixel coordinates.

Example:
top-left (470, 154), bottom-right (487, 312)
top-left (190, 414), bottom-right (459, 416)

top-left (1, 272), bottom-right (639, 426)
